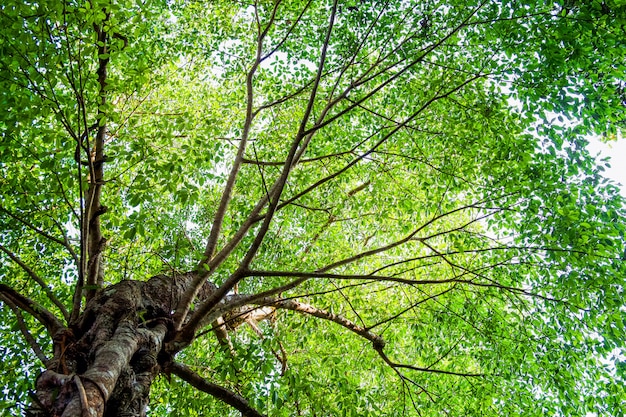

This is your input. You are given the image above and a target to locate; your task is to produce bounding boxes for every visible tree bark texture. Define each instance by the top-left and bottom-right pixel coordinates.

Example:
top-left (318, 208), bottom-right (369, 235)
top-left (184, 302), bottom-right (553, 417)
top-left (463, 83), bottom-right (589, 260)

top-left (29, 273), bottom-right (216, 417)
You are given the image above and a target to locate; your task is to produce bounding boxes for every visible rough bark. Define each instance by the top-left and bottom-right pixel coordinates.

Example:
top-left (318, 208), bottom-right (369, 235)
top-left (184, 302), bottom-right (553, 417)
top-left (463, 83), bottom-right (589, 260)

top-left (29, 273), bottom-right (216, 417)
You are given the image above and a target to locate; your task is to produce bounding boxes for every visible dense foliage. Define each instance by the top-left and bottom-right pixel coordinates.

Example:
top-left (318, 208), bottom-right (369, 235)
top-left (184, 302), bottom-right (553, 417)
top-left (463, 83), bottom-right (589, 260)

top-left (0, 0), bottom-right (625, 416)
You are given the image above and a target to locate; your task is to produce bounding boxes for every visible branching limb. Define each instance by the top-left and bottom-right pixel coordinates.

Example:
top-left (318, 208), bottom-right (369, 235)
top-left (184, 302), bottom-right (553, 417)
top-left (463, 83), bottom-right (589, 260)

top-left (258, 296), bottom-right (481, 378)
top-left (0, 244), bottom-right (69, 322)
top-left (271, 75), bottom-right (485, 220)
top-left (177, 1), bottom-right (488, 342)
top-left (261, 297), bottom-right (385, 348)
top-left (194, 0), bottom-right (280, 274)
top-left (300, 0), bottom-right (489, 138)
top-left (168, 362), bottom-right (267, 417)
top-left (0, 284), bottom-right (64, 336)
top-left (260, 0), bottom-right (313, 62)
top-left (0, 206), bottom-right (74, 255)
top-left (318, 197), bottom-right (501, 273)
top-left (417, 240), bottom-right (574, 306)
top-left (240, 268), bottom-right (568, 307)
top-left (375, 347), bottom-right (483, 378)
top-left (175, 0), bottom-right (282, 331)
top-left (366, 286), bottom-right (458, 331)
top-left (1, 296), bottom-right (49, 365)
top-left (176, 0), bottom-right (341, 342)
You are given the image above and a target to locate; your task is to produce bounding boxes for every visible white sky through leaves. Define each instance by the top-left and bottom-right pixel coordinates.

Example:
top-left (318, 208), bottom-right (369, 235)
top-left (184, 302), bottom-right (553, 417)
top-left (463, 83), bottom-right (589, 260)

top-left (587, 135), bottom-right (626, 197)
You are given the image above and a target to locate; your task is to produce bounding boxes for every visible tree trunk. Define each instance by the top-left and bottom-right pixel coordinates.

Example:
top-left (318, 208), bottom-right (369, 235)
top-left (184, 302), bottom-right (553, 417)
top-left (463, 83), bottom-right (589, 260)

top-left (29, 273), bottom-right (215, 417)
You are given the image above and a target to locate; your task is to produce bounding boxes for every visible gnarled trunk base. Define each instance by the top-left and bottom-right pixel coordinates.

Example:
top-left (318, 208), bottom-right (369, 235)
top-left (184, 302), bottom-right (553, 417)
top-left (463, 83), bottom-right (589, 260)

top-left (29, 273), bottom-right (213, 417)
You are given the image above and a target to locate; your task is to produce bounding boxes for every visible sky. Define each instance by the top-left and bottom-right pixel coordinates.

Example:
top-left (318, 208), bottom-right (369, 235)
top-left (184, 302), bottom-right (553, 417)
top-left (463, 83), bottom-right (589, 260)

top-left (586, 136), bottom-right (626, 198)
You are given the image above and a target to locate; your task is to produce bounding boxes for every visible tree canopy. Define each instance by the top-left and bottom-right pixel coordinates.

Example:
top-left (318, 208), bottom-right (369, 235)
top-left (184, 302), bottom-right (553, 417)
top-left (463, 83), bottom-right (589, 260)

top-left (0, 0), bottom-right (625, 416)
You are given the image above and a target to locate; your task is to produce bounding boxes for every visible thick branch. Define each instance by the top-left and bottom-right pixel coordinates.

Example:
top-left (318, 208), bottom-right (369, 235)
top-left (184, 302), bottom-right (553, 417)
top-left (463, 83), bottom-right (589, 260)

top-left (168, 362), bottom-right (267, 417)
top-left (194, 0), bottom-right (277, 273)
top-left (175, 6), bottom-right (275, 330)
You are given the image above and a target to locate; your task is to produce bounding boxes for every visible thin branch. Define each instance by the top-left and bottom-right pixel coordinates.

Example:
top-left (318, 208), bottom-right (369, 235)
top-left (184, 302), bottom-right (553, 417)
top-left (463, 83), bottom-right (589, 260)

top-left (318, 195), bottom-right (498, 273)
top-left (240, 268), bottom-right (568, 305)
top-left (261, 296), bottom-right (481, 378)
top-left (241, 149), bottom-right (354, 166)
top-left (366, 286), bottom-right (457, 331)
top-left (0, 206), bottom-right (68, 249)
top-left (376, 348), bottom-right (483, 377)
top-left (1, 296), bottom-right (49, 365)
top-left (0, 244), bottom-right (69, 322)
top-left (260, 0), bottom-right (313, 62)
top-left (0, 283), bottom-right (64, 336)
top-left (254, 77), bottom-right (314, 113)
top-left (271, 297), bottom-right (384, 346)
top-left (300, 1), bottom-right (489, 139)
top-left (175, 0), bottom-right (275, 330)
top-left (168, 362), bottom-right (267, 417)
top-left (271, 75), bottom-right (484, 219)
top-left (177, 0), bottom-right (341, 342)
top-left (47, 214), bottom-right (80, 268)
top-left (418, 239), bottom-right (574, 305)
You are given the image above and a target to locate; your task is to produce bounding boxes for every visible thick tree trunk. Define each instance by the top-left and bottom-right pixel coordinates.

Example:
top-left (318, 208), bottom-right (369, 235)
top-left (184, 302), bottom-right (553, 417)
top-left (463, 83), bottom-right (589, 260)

top-left (29, 273), bottom-right (215, 417)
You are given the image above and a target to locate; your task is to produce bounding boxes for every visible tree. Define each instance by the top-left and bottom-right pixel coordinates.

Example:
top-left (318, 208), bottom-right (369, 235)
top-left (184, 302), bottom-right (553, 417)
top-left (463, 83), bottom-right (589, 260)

top-left (0, 0), bottom-right (625, 415)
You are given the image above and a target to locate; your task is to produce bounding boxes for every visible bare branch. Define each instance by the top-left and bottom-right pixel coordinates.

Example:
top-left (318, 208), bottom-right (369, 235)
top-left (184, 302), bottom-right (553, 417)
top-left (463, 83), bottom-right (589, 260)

top-left (168, 362), bottom-right (267, 417)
